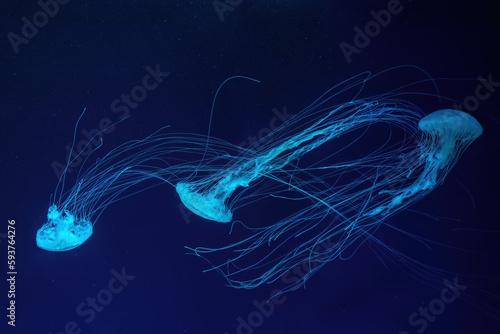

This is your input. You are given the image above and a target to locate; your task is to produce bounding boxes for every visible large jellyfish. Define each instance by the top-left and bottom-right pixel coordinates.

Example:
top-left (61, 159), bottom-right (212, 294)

top-left (176, 70), bottom-right (483, 291)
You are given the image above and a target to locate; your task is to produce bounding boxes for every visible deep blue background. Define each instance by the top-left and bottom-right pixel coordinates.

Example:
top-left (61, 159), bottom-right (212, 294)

top-left (1, 1), bottom-right (499, 334)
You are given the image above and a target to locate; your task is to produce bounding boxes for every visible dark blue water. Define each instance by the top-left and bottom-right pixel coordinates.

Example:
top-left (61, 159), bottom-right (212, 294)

top-left (1, 1), bottom-right (499, 333)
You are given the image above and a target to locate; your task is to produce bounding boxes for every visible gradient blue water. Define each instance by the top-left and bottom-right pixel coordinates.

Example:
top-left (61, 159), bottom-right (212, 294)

top-left (1, 1), bottom-right (499, 333)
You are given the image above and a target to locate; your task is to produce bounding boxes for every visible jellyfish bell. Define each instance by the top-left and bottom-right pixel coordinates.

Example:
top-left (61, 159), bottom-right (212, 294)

top-left (417, 108), bottom-right (483, 186)
top-left (419, 108), bottom-right (483, 167)
top-left (36, 205), bottom-right (93, 251)
top-left (419, 108), bottom-right (483, 136)
top-left (176, 182), bottom-right (233, 222)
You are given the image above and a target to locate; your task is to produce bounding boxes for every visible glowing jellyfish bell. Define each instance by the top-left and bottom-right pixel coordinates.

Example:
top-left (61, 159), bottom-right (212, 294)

top-left (416, 108), bottom-right (483, 186)
top-left (36, 205), bottom-right (93, 251)
top-left (419, 108), bottom-right (483, 163)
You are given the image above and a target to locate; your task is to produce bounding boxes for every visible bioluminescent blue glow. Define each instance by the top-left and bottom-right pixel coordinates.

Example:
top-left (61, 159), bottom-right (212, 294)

top-left (37, 68), bottom-right (482, 297)
top-left (36, 121), bottom-right (177, 251)
top-left (176, 69), bottom-right (483, 291)
top-left (36, 204), bottom-right (93, 251)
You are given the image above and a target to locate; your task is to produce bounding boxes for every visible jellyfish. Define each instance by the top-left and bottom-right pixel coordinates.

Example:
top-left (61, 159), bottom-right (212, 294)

top-left (36, 122), bottom-right (176, 251)
top-left (176, 69), bottom-right (483, 291)
top-left (366, 108), bottom-right (482, 216)
top-left (36, 204), bottom-right (93, 252)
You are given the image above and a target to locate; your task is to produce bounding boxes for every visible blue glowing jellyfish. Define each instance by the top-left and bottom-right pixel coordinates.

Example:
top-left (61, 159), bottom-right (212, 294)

top-left (36, 120), bottom-right (175, 251)
top-left (176, 69), bottom-right (482, 291)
